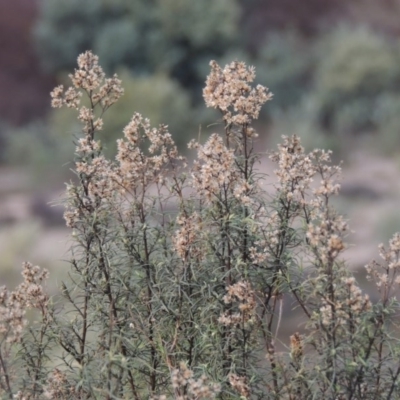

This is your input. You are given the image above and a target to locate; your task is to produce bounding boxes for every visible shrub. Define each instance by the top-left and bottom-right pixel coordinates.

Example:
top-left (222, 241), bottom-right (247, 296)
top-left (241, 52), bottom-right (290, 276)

top-left (255, 30), bottom-right (314, 114)
top-left (371, 93), bottom-right (400, 155)
top-left (2, 51), bottom-right (400, 399)
top-left (312, 25), bottom-right (400, 135)
top-left (4, 120), bottom-right (74, 181)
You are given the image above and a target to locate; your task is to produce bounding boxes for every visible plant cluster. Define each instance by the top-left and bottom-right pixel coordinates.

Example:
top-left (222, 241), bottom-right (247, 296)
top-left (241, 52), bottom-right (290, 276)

top-left (2, 52), bottom-right (400, 399)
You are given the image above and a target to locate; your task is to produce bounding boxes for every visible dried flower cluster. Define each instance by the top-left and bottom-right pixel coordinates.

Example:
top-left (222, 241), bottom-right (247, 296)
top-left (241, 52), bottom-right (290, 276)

top-left (51, 52), bottom-right (123, 137)
top-left (173, 212), bottom-right (202, 261)
top-left (169, 362), bottom-right (220, 399)
top-left (218, 280), bottom-right (256, 327)
top-left (289, 332), bottom-right (303, 363)
top-left (270, 134), bottom-right (316, 205)
top-left (116, 112), bottom-right (182, 191)
top-left (0, 263), bottom-right (48, 344)
top-left (203, 60), bottom-right (272, 126)
top-left (229, 373), bottom-right (250, 398)
top-left (366, 232), bottom-right (400, 293)
top-left (318, 276), bottom-right (371, 328)
top-left (43, 369), bottom-right (77, 399)
top-left (190, 134), bottom-right (236, 203)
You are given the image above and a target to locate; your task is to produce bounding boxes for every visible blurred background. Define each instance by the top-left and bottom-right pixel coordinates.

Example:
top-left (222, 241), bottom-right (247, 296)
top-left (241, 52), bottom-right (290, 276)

top-left (2, 0), bottom-right (400, 291)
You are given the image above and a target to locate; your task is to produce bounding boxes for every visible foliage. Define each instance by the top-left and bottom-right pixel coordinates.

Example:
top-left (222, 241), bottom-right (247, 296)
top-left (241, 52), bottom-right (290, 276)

top-left (311, 25), bottom-right (400, 134)
top-left (4, 121), bottom-right (74, 180)
top-left (252, 24), bottom-right (400, 156)
top-left (34, 0), bottom-right (240, 97)
top-left (371, 93), bottom-right (400, 155)
top-left (255, 30), bottom-right (314, 114)
top-left (2, 52), bottom-right (400, 399)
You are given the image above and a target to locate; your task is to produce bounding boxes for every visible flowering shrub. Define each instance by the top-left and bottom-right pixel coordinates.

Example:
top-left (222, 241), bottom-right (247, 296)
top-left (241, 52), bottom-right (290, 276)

top-left (2, 51), bottom-right (400, 399)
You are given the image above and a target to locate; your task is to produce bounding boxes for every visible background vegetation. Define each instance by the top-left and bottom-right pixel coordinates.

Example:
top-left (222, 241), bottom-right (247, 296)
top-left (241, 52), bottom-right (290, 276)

top-left (4, 0), bottom-right (400, 166)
